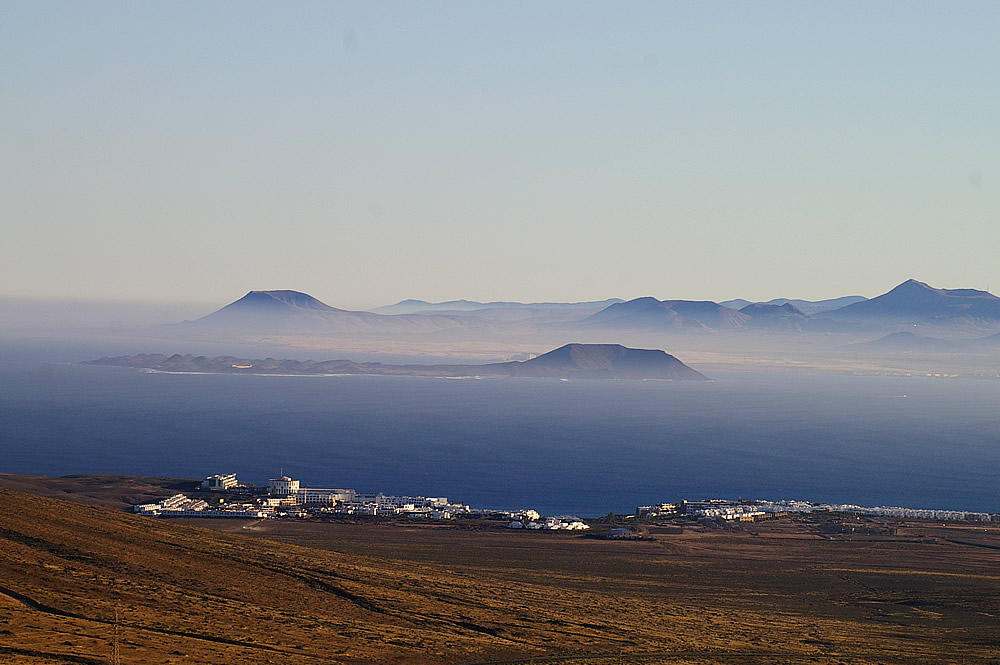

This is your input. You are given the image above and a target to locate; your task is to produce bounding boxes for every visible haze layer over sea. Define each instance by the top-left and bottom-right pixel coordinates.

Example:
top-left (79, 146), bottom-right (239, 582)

top-left (3, 340), bottom-right (999, 516)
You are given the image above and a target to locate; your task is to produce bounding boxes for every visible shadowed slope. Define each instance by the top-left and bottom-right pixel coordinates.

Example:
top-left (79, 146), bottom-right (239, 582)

top-left (0, 488), bottom-right (638, 664)
top-left (739, 302), bottom-right (810, 329)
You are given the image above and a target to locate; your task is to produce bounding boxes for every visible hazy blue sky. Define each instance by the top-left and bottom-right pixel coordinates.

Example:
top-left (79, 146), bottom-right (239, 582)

top-left (3, 1), bottom-right (999, 309)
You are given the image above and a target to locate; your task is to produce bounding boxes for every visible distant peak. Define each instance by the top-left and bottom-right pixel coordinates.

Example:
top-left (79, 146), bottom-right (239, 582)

top-left (895, 279), bottom-right (932, 290)
top-left (884, 279), bottom-right (997, 299)
top-left (196, 290), bottom-right (343, 321)
top-left (234, 290), bottom-right (338, 311)
top-left (246, 289), bottom-right (316, 299)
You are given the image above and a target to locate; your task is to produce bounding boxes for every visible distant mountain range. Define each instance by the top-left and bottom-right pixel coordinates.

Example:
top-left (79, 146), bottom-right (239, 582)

top-left (720, 295), bottom-right (867, 316)
top-left (86, 343), bottom-right (708, 381)
top-left (178, 290), bottom-right (528, 336)
top-left (818, 279), bottom-right (1000, 324)
top-left (371, 298), bottom-right (624, 325)
top-left (584, 298), bottom-right (751, 330)
top-left (580, 280), bottom-right (1000, 333)
top-left (171, 279), bottom-right (1000, 340)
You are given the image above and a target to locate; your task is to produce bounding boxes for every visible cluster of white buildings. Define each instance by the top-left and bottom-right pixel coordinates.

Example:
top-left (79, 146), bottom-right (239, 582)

top-left (691, 503), bottom-right (768, 522)
top-left (805, 502), bottom-right (996, 522)
top-left (264, 475), bottom-right (470, 518)
top-left (508, 514), bottom-right (589, 530)
top-left (133, 493), bottom-right (269, 518)
top-left (644, 498), bottom-right (999, 523)
top-left (139, 473), bottom-right (1000, 528)
top-left (135, 473), bottom-right (604, 529)
top-left (137, 473), bottom-right (482, 521)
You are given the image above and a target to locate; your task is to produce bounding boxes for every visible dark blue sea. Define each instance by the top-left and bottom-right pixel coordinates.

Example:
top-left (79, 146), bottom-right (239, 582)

top-left (3, 339), bottom-right (1000, 516)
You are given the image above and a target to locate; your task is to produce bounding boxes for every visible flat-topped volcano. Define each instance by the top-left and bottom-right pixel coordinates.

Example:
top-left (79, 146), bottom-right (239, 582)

top-left (85, 344), bottom-right (708, 381)
top-left (492, 343), bottom-right (707, 379)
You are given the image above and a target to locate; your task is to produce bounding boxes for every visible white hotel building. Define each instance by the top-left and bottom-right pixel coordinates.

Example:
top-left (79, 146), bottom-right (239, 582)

top-left (267, 475), bottom-right (300, 496)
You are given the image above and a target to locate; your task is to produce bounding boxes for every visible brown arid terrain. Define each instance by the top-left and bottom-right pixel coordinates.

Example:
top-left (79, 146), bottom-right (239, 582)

top-left (0, 474), bottom-right (199, 510)
top-left (1, 481), bottom-right (1000, 665)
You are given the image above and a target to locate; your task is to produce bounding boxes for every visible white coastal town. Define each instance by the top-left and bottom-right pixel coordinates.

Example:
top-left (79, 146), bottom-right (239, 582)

top-left (132, 473), bottom-right (1000, 533)
top-left (639, 498), bottom-right (999, 523)
top-left (133, 473), bottom-right (589, 531)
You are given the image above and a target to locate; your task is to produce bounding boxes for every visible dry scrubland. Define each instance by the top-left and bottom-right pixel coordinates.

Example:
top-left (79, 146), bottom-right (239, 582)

top-left (1, 486), bottom-right (1000, 665)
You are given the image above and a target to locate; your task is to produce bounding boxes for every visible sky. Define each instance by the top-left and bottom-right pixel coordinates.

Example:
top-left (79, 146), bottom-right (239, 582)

top-left (3, 1), bottom-right (999, 310)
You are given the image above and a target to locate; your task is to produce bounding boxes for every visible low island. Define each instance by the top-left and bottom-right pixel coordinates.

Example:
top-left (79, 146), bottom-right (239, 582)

top-left (85, 343), bottom-right (709, 380)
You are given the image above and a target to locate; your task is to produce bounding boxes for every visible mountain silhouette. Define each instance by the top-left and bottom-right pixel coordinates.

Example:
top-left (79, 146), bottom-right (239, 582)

top-left (826, 279), bottom-right (1000, 324)
top-left (721, 296), bottom-right (866, 315)
top-left (491, 343), bottom-right (707, 379)
top-left (181, 290), bottom-right (524, 336)
top-left (586, 298), bottom-right (749, 330)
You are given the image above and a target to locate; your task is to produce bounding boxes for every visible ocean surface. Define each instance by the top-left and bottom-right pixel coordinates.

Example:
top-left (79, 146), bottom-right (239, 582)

top-left (3, 339), bottom-right (1000, 516)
